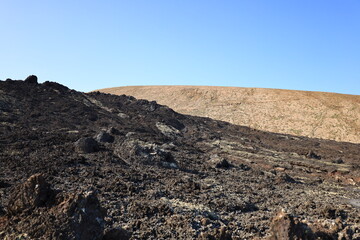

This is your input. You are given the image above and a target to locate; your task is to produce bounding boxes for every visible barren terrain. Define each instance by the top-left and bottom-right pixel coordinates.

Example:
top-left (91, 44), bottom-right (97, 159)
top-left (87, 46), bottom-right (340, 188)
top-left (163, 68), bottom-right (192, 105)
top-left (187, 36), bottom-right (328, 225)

top-left (98, 86), bottom-right (360, 143)
top-left (1, 78), bottom-right (360, 239)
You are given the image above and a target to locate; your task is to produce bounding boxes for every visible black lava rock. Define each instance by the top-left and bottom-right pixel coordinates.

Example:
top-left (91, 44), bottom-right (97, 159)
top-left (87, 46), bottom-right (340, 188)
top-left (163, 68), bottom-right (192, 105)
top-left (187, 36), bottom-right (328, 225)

top-left (95, 131), bottom-right (114, 143)
top-left (215, 159), bottom-right (232, 169)
top-left (24, 75), bottom-right (38, 84)
top-left (75, 137), bottom-right (99, 153)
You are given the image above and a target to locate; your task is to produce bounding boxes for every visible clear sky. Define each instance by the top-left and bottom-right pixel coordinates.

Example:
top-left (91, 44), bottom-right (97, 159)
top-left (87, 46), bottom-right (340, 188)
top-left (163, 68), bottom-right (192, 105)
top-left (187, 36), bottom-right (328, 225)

top-left (1, 1), bottom-right (359, 94)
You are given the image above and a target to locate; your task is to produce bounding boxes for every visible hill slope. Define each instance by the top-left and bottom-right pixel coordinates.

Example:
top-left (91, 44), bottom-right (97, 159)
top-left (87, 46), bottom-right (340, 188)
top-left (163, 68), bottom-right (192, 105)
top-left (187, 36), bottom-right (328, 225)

top-left (98, 86), bottom-right (360, 143)
top-left (1, 78), bottom-right (360, 239)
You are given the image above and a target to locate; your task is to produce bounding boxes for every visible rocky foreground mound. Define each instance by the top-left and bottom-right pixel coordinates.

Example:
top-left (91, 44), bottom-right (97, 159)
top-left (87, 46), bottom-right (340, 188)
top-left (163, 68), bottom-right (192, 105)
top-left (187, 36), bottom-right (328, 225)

top-left (98, 86), bottom-right (360, 143)
top-left (1, 77), bottom-right (360, 239)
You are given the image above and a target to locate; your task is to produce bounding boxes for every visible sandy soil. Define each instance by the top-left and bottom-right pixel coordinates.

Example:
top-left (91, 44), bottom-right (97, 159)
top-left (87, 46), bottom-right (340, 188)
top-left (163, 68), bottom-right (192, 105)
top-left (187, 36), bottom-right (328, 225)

top-left (98, 86), bottom-right (360, 144)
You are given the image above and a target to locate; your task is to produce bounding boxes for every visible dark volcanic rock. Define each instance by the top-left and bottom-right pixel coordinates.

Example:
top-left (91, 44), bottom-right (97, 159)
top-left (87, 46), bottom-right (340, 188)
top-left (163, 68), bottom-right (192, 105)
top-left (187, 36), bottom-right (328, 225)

top-left (0, 180), bottom-right (10, 188)
top-left (52, 191), bottom-right (105, 240)
top-left (306, 150), bottom-right (321, 160)
top-left (2, 175), bottom-right (106, 240)
top-left (269, 210), bottom-right (314, 240)
top-left (332, 158), bottom-right (344, 164)
top-left (215, 158), bottom-right (232, 169)
top-left (268, 210), bottom-right (341, 240)
top-left (0, 205), bottom-right (4, 216)
top-left (75, 137), bottom-right (99, 153)
top-left (24, 75), bottom-right (38, 84)
top-left (95, 131), bottom-right (114, 143)
top-left (319, 205), bottom-right (346, 220)
top-left (115, 139), bottom-right (177, 168)
top-left (7, 174), bottom-right (54, 215)
top-left (164, 118), bottom-right (185, 131)
top-left (103, 228), bottom-right (131, 240)
top-left (0, 100), bottom-right (11, 112)
top-left (107, 127), bottom-right (121, 135)
top-left (1, 79), bottom-right (360, 239)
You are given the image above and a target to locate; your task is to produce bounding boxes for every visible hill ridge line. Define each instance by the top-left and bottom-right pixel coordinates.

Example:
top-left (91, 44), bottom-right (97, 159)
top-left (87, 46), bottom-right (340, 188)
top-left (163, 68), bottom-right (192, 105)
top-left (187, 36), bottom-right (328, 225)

top-left (97, 85), bottom-right (360, 143)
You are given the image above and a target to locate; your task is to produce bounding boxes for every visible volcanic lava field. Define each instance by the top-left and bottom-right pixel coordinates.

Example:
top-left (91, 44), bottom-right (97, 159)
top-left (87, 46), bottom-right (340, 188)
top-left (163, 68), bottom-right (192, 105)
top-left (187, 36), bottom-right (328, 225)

top-left (0, 77), bottom-right (360, 239)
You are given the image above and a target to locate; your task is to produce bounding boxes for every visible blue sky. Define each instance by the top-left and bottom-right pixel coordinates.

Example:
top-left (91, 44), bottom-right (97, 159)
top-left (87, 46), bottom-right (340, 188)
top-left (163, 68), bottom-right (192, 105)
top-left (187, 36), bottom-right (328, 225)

top-left (1, 1), bottom-right (359, 94)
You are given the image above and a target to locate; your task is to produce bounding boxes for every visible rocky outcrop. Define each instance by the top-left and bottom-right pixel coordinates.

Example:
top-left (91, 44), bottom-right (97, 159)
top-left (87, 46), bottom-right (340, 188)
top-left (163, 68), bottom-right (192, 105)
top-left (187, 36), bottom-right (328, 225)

top-left (24, 75), bottom-right (38, 84)
top-left (7, 174), bottom-right (54, 215)
top-left (269, 210), bottom-right (314, 240)
top-left (115, 139), bottom-right (178, 168)
top-left (268, 210), bottom-right (360, 240)
top-left (0, 174), bottom-right (130, 240)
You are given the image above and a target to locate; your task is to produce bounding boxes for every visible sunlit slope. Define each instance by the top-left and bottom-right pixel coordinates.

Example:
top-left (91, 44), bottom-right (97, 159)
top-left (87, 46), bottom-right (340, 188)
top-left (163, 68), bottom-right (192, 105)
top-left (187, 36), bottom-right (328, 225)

top-left (97, 86), bottom-right (360, 143)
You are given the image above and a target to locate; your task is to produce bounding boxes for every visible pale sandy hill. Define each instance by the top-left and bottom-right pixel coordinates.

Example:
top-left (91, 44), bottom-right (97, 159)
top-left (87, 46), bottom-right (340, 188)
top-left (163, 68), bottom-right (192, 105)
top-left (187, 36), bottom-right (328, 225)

top-left (97, 86), bottom-right (360, 143)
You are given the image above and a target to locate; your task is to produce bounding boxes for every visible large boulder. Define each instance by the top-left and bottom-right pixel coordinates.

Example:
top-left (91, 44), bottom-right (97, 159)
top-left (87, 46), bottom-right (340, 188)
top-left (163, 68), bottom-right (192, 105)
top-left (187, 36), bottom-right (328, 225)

top-left (75, 137), bottom-right (99, 153)
top-left (24, 75), bottom-right (38, 84)
top-left (269, 210), bottom-right (313, 240)
top-left (215, 158), bottom-right (232, 169)
top-left (7, 174), bottom-right (54, 215)
top-left (2, 174), bottom-right (111, 240)
top-left (52, 191), bottom-right (105, 240)
top-left (306, 151), bottom-right (321, 160)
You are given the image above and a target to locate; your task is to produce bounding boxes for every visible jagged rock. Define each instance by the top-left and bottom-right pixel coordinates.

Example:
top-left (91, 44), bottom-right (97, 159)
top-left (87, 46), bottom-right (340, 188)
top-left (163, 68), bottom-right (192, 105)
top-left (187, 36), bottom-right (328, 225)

top-left (24, 75), bottom-right (38, 84)
top-left (53, 191), bottom-right (105, 240)
top-left (209, 155), bottom-right (233, 169)
top-left (115, 140), bottom-right (177, 168)
top-left (156, 122), bottom-right (181, 138)
top-left (164, 118), bottom-right (185, 131)
top-left (320, 205), bottom-right (337, 219)
top-left (7, 174), bottom-right (54, 215)
top-left (306, 151), bottom-right (321, 160)
top-left (95, 131), bottom-right (114, 143)
top-left (270, 210), bottom-right (350, 240)
top-left (43, 81), bottom-right (70, 92)
top-left (332, 158), bottom-right (344, 164)
top-left (337, 225), bottom-right (360, 240)
top-left (319, 205), bottom-right (346, 219)
top-left (103, 228), bottom-right (131, 240)
top-left (3, 175), bottom-right (106, 240)
top-left (215, 159), bottom-right (232, 169)
top-left (75, 137), bottom-right (99, 153)
top-left (148, 101), bottom-right (157, 112)
top-left (269, 210), bottom-right (314, 240)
